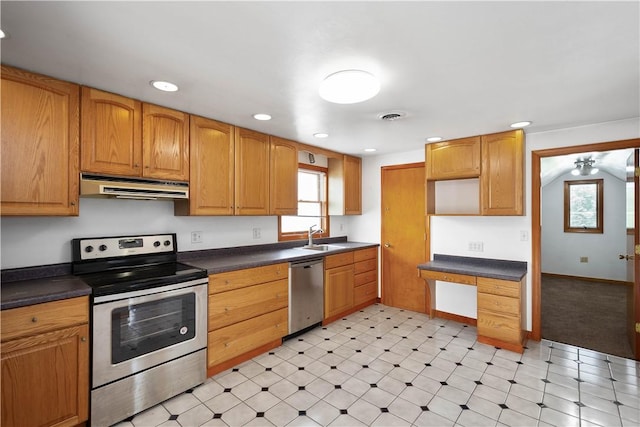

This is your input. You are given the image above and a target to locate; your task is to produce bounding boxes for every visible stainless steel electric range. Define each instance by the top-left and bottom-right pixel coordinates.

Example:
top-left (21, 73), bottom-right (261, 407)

top-left (72, 233), bottom-right (208, 427)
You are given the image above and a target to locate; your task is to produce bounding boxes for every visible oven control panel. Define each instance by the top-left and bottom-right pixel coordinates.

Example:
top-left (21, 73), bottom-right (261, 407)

top-left (75, 234), bottom-right (175, 260)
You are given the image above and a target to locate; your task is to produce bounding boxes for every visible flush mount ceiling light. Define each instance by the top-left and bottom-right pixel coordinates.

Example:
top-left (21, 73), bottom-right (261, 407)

top-left (313, 133), bottom-right (329, 138)
top-left (150, 80), bottom-right (179, 92)
top-left (571, 158), bottom-right (599, 176)
top-left (510, 121), bottom-right (532, 128)
top-left (364, 148), bottom-right (377, 152)
top-left (252, 113), bottom-right (272, 121)
top-left (426, 136), bottom-right (443, 142)
top-left (319, 70), bottom-right (380, 104)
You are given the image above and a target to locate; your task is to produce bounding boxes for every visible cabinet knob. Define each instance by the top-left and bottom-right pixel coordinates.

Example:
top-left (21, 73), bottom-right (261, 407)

top-left (31, 317), bottom-right (38, 323)
top-left (134, 163), bottom-right (139, 167)
top-left (384, 243), bottom-right (391, 248)
top-left (70, 201), bottom-right (76, 206)
top-left (224, 307), bottom-right (229, 312)
top-left (81, 336), bottom-right (87, 342)
top-left (225, 280), bottom-right (230, 285)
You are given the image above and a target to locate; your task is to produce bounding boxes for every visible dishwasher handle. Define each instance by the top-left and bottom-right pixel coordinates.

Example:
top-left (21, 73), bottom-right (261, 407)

top-left (289, 258), bottom-right (324, 269)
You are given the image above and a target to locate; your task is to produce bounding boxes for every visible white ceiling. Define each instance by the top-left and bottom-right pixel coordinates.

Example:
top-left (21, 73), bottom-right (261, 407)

top-left (1, 1), bottom-right (638, 157)
top-left (540, 149), bottom-right (634, 187)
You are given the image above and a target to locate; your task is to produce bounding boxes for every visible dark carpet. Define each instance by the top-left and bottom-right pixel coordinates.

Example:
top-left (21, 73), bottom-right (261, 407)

top-left (541, 274), bottom-right (634, 360)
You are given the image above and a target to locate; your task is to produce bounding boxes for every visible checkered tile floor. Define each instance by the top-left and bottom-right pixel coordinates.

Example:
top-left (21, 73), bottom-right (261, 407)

top-left (114, 304), bottom-right (639, 426)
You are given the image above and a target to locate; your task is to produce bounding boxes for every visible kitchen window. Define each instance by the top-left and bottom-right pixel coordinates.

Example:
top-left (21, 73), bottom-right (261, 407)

top-left (564, 179), bottom-right (603, 233)
top-left (279, 165), bottom-right (329, 241)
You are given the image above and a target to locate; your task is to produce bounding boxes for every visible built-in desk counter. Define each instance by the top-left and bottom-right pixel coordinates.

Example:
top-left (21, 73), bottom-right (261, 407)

top-left (418, 254), bottom-right (527, 353)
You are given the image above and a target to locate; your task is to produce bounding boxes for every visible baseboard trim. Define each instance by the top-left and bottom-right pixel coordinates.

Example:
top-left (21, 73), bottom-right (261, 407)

top-left (433, 310), bottom-right (477, 326)
top-left (207, 339), bottom-right (281, 377)
top-left (542, 272), bottom-right (632, 286)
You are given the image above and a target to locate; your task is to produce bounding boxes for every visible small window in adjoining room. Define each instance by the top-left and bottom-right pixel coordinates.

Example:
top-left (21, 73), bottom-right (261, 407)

top-left (279, 165), bottom-right (330, 241)
top-left (564, 179), bottom-right (603, 233)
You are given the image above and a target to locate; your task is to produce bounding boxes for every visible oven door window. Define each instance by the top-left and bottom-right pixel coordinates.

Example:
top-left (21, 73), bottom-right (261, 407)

top-left (111, 293), bottom-right (196, 364)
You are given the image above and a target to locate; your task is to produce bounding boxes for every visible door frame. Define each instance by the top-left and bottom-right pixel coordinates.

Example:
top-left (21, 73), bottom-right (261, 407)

top-left (531, 138), bottom-right (640, 358)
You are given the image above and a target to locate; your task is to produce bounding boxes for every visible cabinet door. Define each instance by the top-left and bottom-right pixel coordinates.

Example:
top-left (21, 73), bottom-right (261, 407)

top-left (344, 155), bottom-right (362, 215)
top-left (81, 86), bottom-right (142, 176)
top-left (426, 136), bottom-right (481, 180)
top-left (1, 66), bottom-right (80, 216)
top-left (235, 128), bottom-right (270, 215)
top-left (324, 264), bottom-right (354, 318)
top-left (1, 324), bottom-right (89, 427)
top-left (270, 136), bottom-right (298, 215)
top-left (176, 116), bottom-right (234, 215)
top-left (142, 103), bottom-right (190, 181)
top-left (480, 130), bottom-right (524, 215)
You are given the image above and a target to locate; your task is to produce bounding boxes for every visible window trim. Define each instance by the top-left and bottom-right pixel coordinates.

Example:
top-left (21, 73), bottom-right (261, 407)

top-left (278, 164), bottom-right (330, 242)
top-left (563, 178), bottom-right (603, 234)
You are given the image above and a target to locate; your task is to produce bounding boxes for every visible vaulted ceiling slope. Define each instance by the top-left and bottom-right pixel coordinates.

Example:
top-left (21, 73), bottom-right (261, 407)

top-left (1, 1), bottom-right (638, 156)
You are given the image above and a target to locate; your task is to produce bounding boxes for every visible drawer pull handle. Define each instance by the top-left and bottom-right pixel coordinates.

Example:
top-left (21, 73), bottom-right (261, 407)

top-left (31, 317), bottom-right (37, 323)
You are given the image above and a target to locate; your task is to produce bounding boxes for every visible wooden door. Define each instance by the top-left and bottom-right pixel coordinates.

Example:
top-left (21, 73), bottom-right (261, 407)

top-left (235, 128), bottom-right (270, 215)
top-left (344, 155), bottom-right (362, 215)
top-left (142, 103), bottom-right (190, 181)
top-left (481, 130), bottom-right (524, 215)
top-left (324, 265), bottom-right (354, 318)
top-left (175, 116), bottom-right (234, 215)
top-left (381, 163), bottom-right (427, 312)
top-left (631, 149), bottom-right (640, 358)
top-left (270, 136), bottom-right (298, 215)
top-left (81, 87), bottom-right (142, 176)
top-left (1, 66), bottom-right (80, 216)
top-left (1, 324), bottom-right (89, 427)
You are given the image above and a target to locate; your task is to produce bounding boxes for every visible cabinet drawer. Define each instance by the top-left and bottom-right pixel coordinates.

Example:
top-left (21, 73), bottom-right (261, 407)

top-left (354, 282), bottom-right (377, 305)
top-left (354, 247), bottom-right (377, 262)
top-left (208, 308), bottom-right (287, 367)
top-left (209, 279), bottom-right (288, 331)
top-left (209, 263), bottom-right (287, 294)
top-left (354, 258), bottom-right (377, 275)
top-left (1, 296), bottom-right (89, 342)
top-left (355, 270), bottom-right (377, 287)
top-left (477, 310), bottom-right (522, 344)
top-left (477, 277), bottom-right (520, 298)
top-left (325, 251), bottom-right (354, 269)
top-left (478, 293), bottom-right (520, 316)
top-left (419, 270), bottom-right (476, 286)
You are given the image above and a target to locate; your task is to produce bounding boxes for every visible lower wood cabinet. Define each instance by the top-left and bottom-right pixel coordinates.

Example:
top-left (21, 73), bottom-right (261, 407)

top-left (476, 276), bottom-right (526, 352)
top-left (1, 296), bottom-right (89, 427)
top-left (354, 248), bottom-right (378, 306)
top-left (207, 263), bottom-right (288, 376)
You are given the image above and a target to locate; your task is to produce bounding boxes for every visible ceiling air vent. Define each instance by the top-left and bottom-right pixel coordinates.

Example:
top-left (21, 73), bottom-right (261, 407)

top-left (377, 111), bottom-right (406, 121)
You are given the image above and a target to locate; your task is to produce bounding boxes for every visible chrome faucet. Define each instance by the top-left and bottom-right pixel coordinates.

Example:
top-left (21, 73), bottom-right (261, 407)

top-left (308, 224), bottom-right (323, 247)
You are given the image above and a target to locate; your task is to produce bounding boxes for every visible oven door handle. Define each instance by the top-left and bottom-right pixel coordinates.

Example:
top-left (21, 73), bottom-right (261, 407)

top-left (93, 277), bottom-right (208, 304)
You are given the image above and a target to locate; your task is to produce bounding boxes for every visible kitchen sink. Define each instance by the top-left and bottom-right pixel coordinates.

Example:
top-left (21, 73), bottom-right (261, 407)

top-left (298, 244), bottom-right (346, 252)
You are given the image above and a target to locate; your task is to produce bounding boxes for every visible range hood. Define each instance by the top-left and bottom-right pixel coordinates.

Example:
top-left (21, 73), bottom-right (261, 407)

top-left (80, 173), bottom-right (189, 200)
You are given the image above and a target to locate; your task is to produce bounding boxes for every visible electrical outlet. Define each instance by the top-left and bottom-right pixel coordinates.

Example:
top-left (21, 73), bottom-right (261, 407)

top-left (468, 241), bottom-right (484, 252)
top-left (191, 231), bottom-right (203, 244)
top-left (252, 228), bottom-right (261, 239)
top-left (520, 230), bottom-right (529, 241)
top-left (580, 256), bottom-right (588, 263)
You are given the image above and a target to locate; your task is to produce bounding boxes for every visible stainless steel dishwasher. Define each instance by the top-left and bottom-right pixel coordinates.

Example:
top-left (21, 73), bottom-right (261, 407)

top-left (289, 258), bottom-right (324, 335)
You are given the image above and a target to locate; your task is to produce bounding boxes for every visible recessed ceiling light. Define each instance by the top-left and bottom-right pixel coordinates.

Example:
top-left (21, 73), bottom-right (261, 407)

top-left (364, 148), bottom-right (377, 152)
top-left (313, 133), bottom-right (329, 138)
top-left (253, 113), bottom-right (272, 121)
top-left (426, 137), bottom-right (443, 142)
top-left (319, 70), bottom-right (380, 104)
top-left (510, 121), bottom-right (531, 128)
top-left (150, 80), bottom-right (179, 92)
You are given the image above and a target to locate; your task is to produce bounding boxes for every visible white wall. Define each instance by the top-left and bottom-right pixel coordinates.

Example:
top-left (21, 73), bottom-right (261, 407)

top-left (542, 170), bottom-right (627, 281)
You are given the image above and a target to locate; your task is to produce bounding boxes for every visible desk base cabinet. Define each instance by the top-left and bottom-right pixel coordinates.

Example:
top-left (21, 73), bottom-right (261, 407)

top-left (477, 277), bottom-right (526, 353)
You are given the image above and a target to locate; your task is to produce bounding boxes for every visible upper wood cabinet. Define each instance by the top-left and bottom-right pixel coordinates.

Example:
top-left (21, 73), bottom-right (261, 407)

top-left (328, 154), bottom-right (362, 215)
top-left (481, 129), bottom-right (524, 215)
top-left (425, 130), bottom-right (524, 216)
top-left (426, 136), bottom-right (481, 180)
top-left (142, 103), bottom-right (190, 181)
top-left (81, 87), bottom-right (189, 181)
top-left (175, 115), bottom-right (235, 216)
top-left (1, 66), bottom-right (80, 216)
top-left (81, 87), bottom-right (142, 176)
top-left (269, 136), bottom-right (298, 215)
top-left (235, 127), bottom-right (270, 215)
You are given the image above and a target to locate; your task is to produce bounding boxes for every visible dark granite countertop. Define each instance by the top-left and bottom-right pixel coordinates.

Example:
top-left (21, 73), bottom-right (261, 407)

top-left (418, 254), bottom-right (527, 282)
top-left (2, 237), bottom-right (379, 310)
top-left (1, 275), bottom-right (91, 310)
top-left (179, 238), bottom-right (379, 274)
